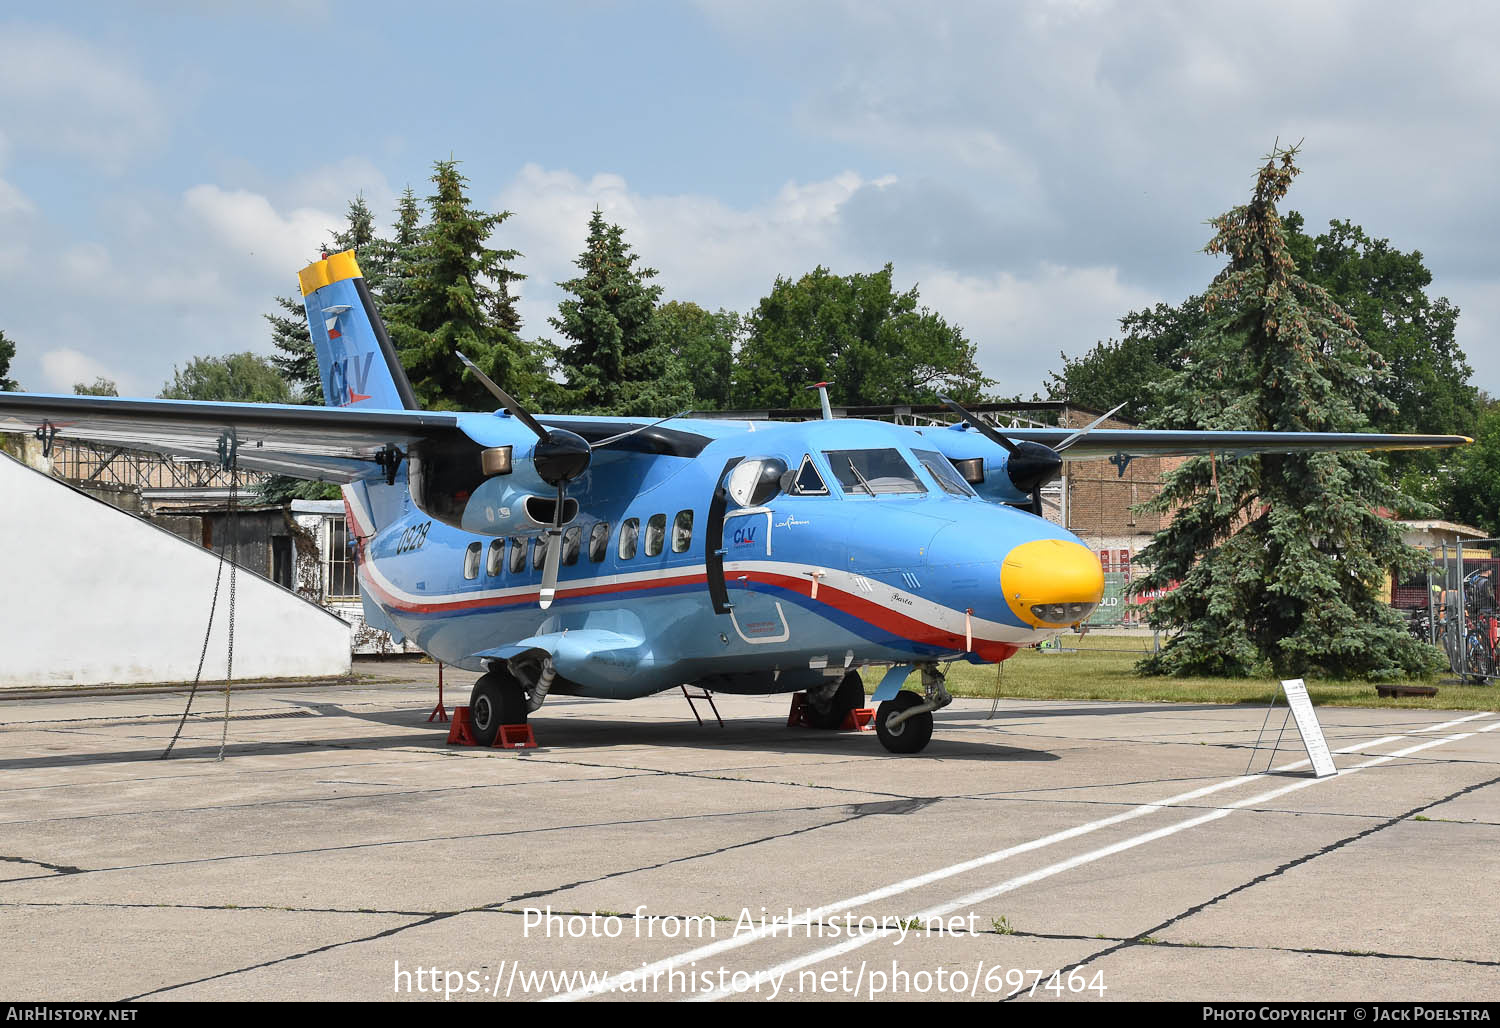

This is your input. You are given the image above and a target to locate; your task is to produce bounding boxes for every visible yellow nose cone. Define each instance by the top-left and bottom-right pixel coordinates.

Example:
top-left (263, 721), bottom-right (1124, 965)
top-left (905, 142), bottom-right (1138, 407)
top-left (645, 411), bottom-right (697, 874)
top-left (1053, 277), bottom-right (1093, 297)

top-left (1001, 539), bottom-right (1106, 628)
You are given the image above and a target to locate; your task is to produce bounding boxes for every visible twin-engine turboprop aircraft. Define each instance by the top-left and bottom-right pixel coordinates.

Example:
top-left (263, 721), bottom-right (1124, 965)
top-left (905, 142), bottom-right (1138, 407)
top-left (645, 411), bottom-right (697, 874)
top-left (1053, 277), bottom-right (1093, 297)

top-left (0, 251), bottom-right (1472, 753)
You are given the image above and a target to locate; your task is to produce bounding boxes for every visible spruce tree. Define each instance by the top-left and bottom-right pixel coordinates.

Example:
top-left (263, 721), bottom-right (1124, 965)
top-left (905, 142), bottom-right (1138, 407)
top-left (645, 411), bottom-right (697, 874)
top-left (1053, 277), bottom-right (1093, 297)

top-left (551, 211), bottom-right (690, 416)
top-left (386, 160), bottom-right (547, 411)
top-left (1134, 145), bottom-right (1438, 680)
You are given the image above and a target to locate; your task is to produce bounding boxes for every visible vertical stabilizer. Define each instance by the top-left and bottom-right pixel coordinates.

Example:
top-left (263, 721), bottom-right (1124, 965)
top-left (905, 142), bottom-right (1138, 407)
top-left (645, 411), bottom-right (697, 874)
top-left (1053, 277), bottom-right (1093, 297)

top-left (298, 251), bottom-right (419, 410)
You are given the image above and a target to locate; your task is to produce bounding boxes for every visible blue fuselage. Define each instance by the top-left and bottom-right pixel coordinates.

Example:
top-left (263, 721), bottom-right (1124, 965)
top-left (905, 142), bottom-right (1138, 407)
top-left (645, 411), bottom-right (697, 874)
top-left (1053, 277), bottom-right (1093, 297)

top-left (347, 417), bottom-right (1097, 699)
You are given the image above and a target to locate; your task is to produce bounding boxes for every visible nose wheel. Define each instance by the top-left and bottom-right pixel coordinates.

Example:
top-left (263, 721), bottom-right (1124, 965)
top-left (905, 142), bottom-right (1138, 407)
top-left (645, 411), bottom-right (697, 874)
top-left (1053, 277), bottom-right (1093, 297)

top-left (874, 663), bottom-right (951, 754)
top-left (874, 692), bottom-right (933, 753)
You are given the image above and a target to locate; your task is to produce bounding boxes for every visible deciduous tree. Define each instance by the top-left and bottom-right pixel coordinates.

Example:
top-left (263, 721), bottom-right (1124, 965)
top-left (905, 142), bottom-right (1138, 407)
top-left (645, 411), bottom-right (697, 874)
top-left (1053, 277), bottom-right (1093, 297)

top-left (160, 352), bottom-right (292, 404)
top-left (0, 329), bottom-right (18, 391)
top-left (731, 264), bottom-right (990, 410)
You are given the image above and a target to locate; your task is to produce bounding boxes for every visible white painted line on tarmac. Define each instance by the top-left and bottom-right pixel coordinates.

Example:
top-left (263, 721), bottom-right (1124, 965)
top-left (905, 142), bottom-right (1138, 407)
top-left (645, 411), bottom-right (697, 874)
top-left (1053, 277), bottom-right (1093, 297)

top-left (548, 713), bottom-right (1494, 1002)
top-left (692, 731), bottom-right (1485, 1000)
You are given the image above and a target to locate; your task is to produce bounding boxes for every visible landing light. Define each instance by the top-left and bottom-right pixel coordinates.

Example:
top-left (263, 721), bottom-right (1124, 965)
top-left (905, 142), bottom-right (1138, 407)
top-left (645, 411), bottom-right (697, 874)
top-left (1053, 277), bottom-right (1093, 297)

top-left (1031, 601), bottom-right (1099, 625)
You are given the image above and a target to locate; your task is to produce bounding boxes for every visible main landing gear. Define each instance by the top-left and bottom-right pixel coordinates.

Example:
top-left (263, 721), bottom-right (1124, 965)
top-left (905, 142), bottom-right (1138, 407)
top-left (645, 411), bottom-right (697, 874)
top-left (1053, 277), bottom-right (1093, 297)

top-left (805, 670), bottom-right (865, 730)
top-left (874, 664), bottom-right (952, 754)
top-left (468, 666), bottom-right (529, 747)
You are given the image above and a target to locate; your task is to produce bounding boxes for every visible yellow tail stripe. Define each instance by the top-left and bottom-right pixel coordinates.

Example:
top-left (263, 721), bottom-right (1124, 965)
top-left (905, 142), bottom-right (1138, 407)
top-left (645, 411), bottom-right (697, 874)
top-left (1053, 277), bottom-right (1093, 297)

top-left (297, 250), bottom-right (365, 297)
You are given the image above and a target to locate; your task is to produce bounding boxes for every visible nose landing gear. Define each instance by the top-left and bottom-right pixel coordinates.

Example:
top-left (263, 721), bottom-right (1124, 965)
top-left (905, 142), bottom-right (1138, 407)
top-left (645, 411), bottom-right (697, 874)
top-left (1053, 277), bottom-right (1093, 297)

top-left (875, 664), bottom-right (952, 754)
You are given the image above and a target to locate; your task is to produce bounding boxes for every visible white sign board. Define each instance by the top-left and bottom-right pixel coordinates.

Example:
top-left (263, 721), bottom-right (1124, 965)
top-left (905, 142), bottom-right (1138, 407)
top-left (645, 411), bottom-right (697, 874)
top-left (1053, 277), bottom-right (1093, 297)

top-left (1281, 679), bottom-right (1337, 778)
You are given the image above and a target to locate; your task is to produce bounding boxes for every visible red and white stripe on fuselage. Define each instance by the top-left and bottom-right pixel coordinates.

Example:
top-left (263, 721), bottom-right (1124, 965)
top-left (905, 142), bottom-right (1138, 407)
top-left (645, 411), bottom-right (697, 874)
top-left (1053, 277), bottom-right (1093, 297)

top-left (724, 560), bottom-right (1024, 662)
top-left (351, 533), bottom-right (1032, 661)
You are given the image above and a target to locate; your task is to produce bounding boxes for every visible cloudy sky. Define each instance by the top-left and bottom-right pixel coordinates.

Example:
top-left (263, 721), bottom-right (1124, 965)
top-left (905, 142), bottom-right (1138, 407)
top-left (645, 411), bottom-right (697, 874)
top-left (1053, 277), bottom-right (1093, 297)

top-left (2, 1), bottom-right (1496, 404)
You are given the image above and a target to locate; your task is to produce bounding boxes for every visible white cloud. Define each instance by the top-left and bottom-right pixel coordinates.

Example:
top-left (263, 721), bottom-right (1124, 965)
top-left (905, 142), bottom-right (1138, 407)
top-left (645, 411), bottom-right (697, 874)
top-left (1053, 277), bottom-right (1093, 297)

top-left (495, 163), bottom-right (1150, 396)
top-left (497, 165), bottom-right (889, 333)
top-left (0, 23), bottom-right (165, 171)
top-left (0, 177), bottom-right (31, 220)
top-left (182, 185), bottom-right (340, 276)
top-left (916, 264), bottom-right (1160, 394)
top-left (39, 348), bottom-right (129, 394)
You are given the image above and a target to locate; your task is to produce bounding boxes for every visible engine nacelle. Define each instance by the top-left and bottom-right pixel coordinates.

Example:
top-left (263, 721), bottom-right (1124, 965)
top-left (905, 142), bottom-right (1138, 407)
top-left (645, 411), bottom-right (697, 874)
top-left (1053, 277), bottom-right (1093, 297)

top-left (408, 416), bottom-right (584, 534)
top-left (928, 426), bottom-right (1061, 506)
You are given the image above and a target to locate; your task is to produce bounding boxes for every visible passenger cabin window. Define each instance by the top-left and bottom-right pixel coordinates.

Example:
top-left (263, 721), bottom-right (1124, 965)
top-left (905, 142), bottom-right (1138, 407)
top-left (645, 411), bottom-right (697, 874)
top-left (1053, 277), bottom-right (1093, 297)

top-left (508, 537), bottom-right (526, 574)
top-left (562, 526), bottom-right (582, 566)
top-left (672, 510), bottom-right (693, 553)
top-left (463, 541), bottom-right (482, 580)
top-left (645, 514), bottom-right (666, 557)
top-left (726, 458), bottom-right (787, 507)
top-left (913, 449), bottom-right (977, 497)
top-left (532, 535), bottom-right (548, 570)
top-left (619, 518), bottom-right (640, 560)
top-left (589, 522), bottom-right (611, 562)
top-left (486, 539), bottom-right (504, 576)
top-left (785, 454), bottom-right (828, 496)
top-left (823, 448), bottom-right (927, 496)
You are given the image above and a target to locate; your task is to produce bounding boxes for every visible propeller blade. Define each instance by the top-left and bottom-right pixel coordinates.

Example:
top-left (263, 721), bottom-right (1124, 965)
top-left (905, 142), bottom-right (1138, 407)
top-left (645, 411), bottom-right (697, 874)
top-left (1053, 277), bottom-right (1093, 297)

top-left (590, 411), bottom-right (689, 450)
top-left (455, 351), bottom-right (548, 441)
top-left (538, 483), bottom-right (566, 610)
top-left (939, 396), bottom-right (1018, 455)
top-left (1055, 402), bottom-right (1128, 452)
top-left (539, 528), bottom-right (561, 610)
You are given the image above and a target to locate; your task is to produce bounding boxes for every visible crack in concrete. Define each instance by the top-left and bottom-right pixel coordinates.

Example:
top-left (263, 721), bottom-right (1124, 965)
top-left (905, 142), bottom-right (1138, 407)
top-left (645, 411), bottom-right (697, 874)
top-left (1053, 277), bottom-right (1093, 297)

top-left (1004, 770), bottom-right (1500, 1000)
top-left (0, 800), bottom-right (878, 886)
top-left (121, 803), bottom-right (887, 1000)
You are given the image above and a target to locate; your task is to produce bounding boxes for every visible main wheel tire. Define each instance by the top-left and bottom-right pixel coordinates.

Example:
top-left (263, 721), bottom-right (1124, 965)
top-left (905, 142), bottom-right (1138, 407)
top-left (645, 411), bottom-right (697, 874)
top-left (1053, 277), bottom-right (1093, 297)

top-left (469, 668), bottom-right (528, 747)
top-left (875, 691), bottom-right (933, 754)
top-left (806, 670), bottom-right (865, 730)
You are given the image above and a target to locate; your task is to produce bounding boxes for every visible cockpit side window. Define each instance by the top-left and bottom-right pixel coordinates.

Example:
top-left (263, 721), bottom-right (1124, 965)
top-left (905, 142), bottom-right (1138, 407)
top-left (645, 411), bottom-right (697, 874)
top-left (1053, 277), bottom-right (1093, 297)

top-left (785, 454), bottom-right (828, 496)
top-left (822, 448), bottom-right (927, 496)
top-left (913, 448), bottom-right (977, 497)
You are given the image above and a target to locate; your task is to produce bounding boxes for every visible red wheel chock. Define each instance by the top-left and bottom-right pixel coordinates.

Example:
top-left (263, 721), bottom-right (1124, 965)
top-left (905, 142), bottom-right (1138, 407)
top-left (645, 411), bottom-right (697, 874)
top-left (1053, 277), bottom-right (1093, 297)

top-left (787, 693), bottom-right (874, 732)
top-left (787, 692), bottom-right (810, 727)
top-left (841, 708), bottom-right (875, 732)
top-left (445, 706), bottom-right (539, 749)
top-left (497, 725), bottom-right (537, 749)
top-left (446, 706), bottom-right (477, 745)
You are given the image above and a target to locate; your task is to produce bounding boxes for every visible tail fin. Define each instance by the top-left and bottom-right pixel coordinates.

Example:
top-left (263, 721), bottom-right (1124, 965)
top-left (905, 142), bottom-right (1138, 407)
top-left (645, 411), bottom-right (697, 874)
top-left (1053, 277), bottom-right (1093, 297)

top-left (298, 250), bottom-right (419, 410)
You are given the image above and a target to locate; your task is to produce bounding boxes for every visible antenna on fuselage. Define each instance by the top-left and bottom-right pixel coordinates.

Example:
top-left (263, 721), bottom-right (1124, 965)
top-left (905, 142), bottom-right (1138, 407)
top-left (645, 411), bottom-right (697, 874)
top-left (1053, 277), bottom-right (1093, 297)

top-left (807, 382), bottom-right (834, 421)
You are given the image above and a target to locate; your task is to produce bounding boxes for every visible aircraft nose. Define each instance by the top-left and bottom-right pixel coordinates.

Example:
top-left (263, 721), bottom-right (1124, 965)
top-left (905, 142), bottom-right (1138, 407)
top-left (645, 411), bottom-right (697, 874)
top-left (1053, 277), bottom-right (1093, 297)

top-left (1001, 539), bottom-right (1105, 628)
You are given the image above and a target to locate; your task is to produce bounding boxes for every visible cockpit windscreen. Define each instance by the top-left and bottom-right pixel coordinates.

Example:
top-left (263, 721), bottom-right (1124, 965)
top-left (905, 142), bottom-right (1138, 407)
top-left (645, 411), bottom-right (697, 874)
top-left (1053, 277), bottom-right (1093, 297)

top-left (823, 448), bottom-right (928, 496)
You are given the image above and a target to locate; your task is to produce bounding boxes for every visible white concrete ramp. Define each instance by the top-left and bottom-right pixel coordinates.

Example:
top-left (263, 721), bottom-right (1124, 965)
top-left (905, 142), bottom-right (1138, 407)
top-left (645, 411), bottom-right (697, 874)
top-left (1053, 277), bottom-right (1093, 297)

top-left (0, 451), bottom-right (351, 688)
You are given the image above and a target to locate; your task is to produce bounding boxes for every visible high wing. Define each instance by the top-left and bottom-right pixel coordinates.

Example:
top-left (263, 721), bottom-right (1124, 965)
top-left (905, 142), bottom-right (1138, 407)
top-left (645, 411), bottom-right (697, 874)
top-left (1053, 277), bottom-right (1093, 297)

top-left (0, 392), bottom-right (717, 483)
top-left (0, 393), bottom-right (461, 481)
top-left (971, 426), bottom-right (1472, 461)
